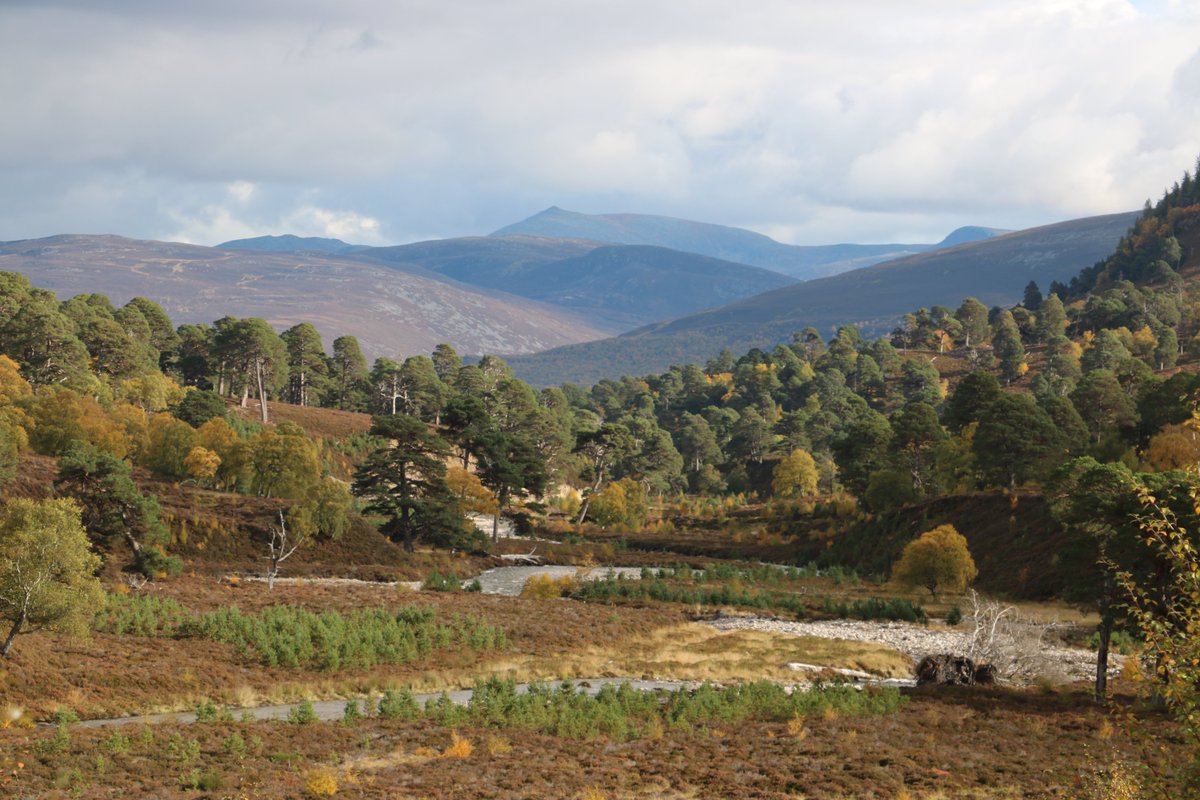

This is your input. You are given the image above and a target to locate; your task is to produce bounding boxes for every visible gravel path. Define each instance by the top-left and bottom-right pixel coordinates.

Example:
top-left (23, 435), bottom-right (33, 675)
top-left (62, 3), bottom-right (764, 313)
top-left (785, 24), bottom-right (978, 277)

top-left (68, 679), bottom-right (695, 729)
top-left (705, 616), bottom-right (1119, 683)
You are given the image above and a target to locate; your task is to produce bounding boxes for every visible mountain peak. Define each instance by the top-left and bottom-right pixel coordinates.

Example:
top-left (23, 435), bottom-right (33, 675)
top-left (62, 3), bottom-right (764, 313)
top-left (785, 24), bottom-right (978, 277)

top-left (937, 226), bottom-right (1009, 248)
top-left (216, 234), bottom-right (368, 255)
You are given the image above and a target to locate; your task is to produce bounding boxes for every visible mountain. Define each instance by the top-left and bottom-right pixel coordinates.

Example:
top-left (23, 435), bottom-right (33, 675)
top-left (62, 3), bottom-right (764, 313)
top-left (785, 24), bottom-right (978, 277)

top-left (504, 211), bottom-right (1140, 386)
top-left (0, 235), bottom-right (614, 359)
top-left (937, 226), bottom-right (1008, 247)
top-left (361, 236), bottom-right (796, 329)
top-left (216, 234), bottom-right (370, 256)
top-left (491, 206), bottom-right (1005, 279)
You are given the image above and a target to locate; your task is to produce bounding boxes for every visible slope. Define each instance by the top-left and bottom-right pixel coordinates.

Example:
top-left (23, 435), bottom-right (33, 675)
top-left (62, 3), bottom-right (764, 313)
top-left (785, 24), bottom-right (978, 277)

top-left (492, 206), bottom-right (1005, 279)
top-left (0, 234), bottom-right (615, 359)
top-left (364, 236), bottom-right (796, 329)
top-left (505, 211), bottom-right (1139, 386)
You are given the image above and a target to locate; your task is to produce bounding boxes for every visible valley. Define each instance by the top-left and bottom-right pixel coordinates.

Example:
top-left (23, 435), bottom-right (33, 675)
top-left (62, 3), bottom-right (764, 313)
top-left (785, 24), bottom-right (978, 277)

top-left (0, 159), bottom-right (1198, 799)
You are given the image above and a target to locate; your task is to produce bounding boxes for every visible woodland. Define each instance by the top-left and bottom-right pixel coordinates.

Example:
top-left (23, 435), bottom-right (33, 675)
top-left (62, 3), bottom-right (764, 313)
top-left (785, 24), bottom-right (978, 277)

top-left (0, 157), bottom-right (1199, 798)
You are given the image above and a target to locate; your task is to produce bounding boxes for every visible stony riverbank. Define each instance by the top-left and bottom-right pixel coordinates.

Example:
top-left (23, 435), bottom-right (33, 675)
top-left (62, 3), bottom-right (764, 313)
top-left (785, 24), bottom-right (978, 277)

top-left (704, 615), bottom-right (1121, 684)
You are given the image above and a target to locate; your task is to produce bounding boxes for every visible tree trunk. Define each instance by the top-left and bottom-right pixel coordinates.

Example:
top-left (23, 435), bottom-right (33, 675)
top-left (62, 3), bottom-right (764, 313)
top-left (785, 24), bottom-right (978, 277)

top-left (1094, 607), bottom-right (1112, 703)
top-left (1, 610), bottom-right (25, 657)
top-left (576, 472), bottom-right (604, 525)
top-left (256, 358), bottom-right (269, 424)
top-left (493, 487), bottom-right (510, 543)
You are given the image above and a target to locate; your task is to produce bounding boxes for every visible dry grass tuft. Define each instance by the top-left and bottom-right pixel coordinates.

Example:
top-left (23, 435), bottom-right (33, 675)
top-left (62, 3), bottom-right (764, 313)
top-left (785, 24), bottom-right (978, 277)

top-left (540, 622), bottom-right (913, 683)
top-left (485, 735), bottom-right (512, 756)
top-left (442, 731), bottom-right (472, 759)
top-left (304, 768), bottom-right (339, 796)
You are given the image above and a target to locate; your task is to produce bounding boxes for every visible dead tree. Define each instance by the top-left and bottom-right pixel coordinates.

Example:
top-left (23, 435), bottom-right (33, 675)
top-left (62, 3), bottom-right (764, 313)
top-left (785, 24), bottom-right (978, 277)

top-left (266, 510), bottom-right (301, 590)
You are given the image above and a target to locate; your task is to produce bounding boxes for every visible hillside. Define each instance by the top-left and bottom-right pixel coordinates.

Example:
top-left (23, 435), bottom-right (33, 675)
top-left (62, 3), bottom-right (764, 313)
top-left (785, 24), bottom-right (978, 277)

top-left (0, 234), bottom-right (615, 359)
top-left (492, 206), bottom-right (1005, 279)
top-left (364, 237), bottom-right (795, 329)
top-left (506, 211), bottom-right (1139, 385)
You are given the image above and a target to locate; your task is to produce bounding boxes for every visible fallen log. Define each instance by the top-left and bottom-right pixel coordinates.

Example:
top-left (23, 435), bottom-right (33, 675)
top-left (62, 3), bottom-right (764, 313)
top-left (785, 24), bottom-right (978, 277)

top-left (499, 551), bottom-right (544, 565)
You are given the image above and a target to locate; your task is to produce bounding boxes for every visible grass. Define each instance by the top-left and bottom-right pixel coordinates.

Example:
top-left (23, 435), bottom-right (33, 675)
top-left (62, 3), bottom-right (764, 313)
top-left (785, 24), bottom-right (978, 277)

top-left (515, 622), bottom-right (914, 683)
top-left (2, 681), bottom-right (1180, 799)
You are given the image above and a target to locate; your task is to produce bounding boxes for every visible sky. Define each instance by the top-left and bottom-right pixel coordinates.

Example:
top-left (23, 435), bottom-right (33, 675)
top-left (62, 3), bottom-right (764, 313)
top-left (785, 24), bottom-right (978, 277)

top-left (2, 0), bottom-right (1199, 248)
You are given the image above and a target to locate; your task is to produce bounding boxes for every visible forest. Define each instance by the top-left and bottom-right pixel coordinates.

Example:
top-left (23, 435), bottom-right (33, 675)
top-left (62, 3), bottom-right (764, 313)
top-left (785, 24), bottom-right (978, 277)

top-left (0, 156), bottom-right (1199, 798)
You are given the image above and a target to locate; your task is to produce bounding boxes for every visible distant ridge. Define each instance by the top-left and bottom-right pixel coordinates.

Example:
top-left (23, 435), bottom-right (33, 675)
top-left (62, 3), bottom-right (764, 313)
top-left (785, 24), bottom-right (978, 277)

top-left (492, 206), bottom-right (1003, 280)
top-left (504, 211), bottom-right (1138, 386)
top-left (360, 236), bottom-right (795, 329)
top-left (0, 234), bottom-right (613, 359)
top-left (217, 234), bottom-right (370, 255)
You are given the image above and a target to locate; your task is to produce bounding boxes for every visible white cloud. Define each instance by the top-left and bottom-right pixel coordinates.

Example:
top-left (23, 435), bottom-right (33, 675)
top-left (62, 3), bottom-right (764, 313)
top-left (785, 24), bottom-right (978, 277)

top-left (163, 181), bottom-right (386, 245)
top-left (0, 0), bottom-right (1198, 245)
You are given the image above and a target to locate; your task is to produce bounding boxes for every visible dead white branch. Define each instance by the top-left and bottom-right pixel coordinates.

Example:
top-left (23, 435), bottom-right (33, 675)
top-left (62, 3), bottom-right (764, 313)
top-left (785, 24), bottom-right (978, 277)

top-left (266, 510), bottom-right (300, 590)
top-left (963, 590), bottom-right (1059, 683)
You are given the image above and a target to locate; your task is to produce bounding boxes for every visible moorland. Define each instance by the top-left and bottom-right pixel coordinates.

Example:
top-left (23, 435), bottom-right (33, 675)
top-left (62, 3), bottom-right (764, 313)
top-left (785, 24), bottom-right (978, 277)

top-left (1, 158), bottom-right (1200, 798)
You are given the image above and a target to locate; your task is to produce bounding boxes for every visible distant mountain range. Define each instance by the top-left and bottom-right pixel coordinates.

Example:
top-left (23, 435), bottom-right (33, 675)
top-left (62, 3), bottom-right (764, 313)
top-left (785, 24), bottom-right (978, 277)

top-left (360, 237), bottom-right (796, 329)
top-left (492, 206), bottom-right (1007, 279)
top-left (0, 235), bottom-right (614, 359)
top-left (504, 211), bottom-right (1140, 386)
top-left (1, 208), bottom-right (1123, 385)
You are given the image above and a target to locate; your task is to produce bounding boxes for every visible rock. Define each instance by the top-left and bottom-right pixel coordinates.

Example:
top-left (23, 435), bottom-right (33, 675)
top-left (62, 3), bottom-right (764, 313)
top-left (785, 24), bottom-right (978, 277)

top-left (915, 654), bottom-right (995, 686)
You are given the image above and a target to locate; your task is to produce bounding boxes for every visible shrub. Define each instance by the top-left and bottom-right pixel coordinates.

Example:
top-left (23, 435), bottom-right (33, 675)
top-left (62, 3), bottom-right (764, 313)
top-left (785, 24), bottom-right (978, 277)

top-left (288, 700), bottom-right (318, 725)
top-left (945, 605), bottom-right (963, 626)
top-left (442, 731), bottom-right (472, 759)
top-left (378, 687), bottom-right (420, 720)
top-left (342, 700), bottom-right (364, 724)
top-left (223, 732), bottom-right (247, 760)
top-left (36, 725), bottom-right (71, 755)
top-left (422, 570), bottom-right (461, 592)
top-left (194, 697), bottom-right (218, 723)
top-left (179, 770), bottom-right (223, 791)
top-left (104, 731), bottom-right (131, 754)
top-left (53, 708), bottom-right (80, 726)
top-left (520, 573), bottom-right (578, 599)
top-left (305, 769), bottom-right (339, 796)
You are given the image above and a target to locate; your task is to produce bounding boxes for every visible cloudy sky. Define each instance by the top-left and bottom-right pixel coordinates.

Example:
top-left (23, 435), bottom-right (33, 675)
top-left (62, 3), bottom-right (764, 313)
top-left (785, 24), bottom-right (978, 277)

top-left (2, 0), bottom-right (1199, 247)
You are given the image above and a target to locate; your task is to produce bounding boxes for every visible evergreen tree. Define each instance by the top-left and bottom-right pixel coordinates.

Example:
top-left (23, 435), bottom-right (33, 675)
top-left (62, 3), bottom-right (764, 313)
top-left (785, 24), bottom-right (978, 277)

top-left (354, 415), bottom-right (466, 552)
top-left (954, 297), bottom-right (989, 349)
top-left (1035, 294), bottom-right (1067, 342)
top-left (281, 323), bottom-right (328, 406)
top-left (330, 335), bottom-right (369, 410)
top-left (55, 444), bottom-right (179, 577)
top-left (991, 309), bottom-right (1026, 384)
top-left (1022, 280), bottom-right (1043, 311)
top-left (972, 394), bottom-right (1064, 489)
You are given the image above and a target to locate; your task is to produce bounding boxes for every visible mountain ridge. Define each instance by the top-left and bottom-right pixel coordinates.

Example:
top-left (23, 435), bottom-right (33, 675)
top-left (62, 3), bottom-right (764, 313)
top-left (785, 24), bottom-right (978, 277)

top-left (503, 210), bottom-right (1140, 386)
top-left (359, 236), bottom-right (796, 329)
top-left (0, 234), bottom-right (615, 359)
top-left (491, 206), bottom-right (1006, 279)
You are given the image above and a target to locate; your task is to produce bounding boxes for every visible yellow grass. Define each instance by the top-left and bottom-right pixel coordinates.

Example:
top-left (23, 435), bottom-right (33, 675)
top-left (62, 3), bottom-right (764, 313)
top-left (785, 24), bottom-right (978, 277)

top-left (515, 622), bottom-right (914, 682)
